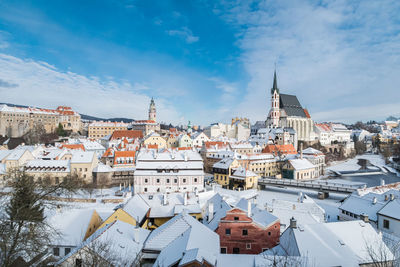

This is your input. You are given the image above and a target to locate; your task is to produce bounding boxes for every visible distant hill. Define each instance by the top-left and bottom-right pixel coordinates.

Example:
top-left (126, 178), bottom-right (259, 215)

top-left (0, 103), bottom-right (134, 122)
top-left (386, 116), bottom-right (399, 121)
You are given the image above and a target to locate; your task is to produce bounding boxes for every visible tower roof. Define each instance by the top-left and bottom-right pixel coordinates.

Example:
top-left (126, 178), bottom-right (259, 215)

top-left (271, 70), bottom-right (279, 94)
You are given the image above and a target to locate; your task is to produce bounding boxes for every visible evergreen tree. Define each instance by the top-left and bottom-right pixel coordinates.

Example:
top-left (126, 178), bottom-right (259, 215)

top-left (56, 123), bottom-right (66, 137)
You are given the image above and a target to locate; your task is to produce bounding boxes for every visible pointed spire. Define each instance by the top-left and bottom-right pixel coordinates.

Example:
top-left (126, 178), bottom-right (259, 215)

top-left (271, 69), bottom-right (279, 94)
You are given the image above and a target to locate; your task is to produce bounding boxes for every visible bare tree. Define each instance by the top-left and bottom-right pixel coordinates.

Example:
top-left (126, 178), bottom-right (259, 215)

top-left (363, 235), bottom-right (398, 267)
top-left (0, 170), bottom-right (80, 266)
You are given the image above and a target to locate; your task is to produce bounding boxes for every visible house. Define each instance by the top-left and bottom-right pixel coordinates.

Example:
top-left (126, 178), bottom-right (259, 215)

top-left (49, 209), bottom-right (103, 259)
top-left (191, 131), bottom-right (210, 148)
top-left (177, 133), bottom-right (193, 148)
top-left (3, 148), bottom-right (34, 172)
top-left (228, 167), bottom-right (259, 190)
top-left (113, 150), bottom-right (135, 169)
top-left (202, 193), bottom-right (232, 231)
top-left (24, 159), bottom-right (70, 183)
top-left (109, 129), bottom-right (143, 141)
top-left (56, 220), bottom-right (150, 267)
top-left (134, 148), bottom-right (204, 194)
top-left (262, 144), bottom-right (297, 156)
top-left (377, 198), bottom-right (400, 237)
top-left (278, 219), bottom-right (395, 266)
top-left (69, 151), bottom-right (98, 182)
top-left (230, 142), bottom-right (254, 154)
top-left (143, 132), bottom-right (167, 149)
top-left (282, 158), bottom-right (316, 180)
top-left (216, 198), bottom-right (280, 254)
top-left (301, 147), bottom-right (325, 177)
top-left (213, 157), bottom-right (240, 188)
top-left (143, 211), bottom-right (220, 266)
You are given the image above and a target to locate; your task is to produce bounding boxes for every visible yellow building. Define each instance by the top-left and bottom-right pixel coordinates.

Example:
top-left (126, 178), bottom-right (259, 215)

top-left (69, 151), bottom-right (99, 183)
top-left (88, 121), bottom-right (128, 139)
top-left (143, 132), bottom-right (167, 149)
top-left (229, 167), bottom-right (259, 190)
top-left (282, 158), bottom-right (316, 180)
top-left (213, 158), bottom-right (240, 188)
top-left (3, 149), bottom-right (34, 172)
top-left (167, 135), bottom-right (179, 148)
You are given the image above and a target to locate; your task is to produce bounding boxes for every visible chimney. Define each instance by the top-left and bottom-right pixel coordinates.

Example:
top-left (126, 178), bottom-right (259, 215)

top-left (133, 228), bottom-right (139, 243)
top-left (298, 192), bottom-right (303, 203)
top-left (390, 194), bottom-right (395, 201)
top-left (163, 193), bottom-right (168, 205)
top-left (300, 143), bottom-right (303, 159)
top-left (372, 197), bottom-right (377, 204)
top-left (385, 195), bottom-right (389, 201)
top-left (184, 192), bottom-right (188, 206)
top-left (380, 179), bottom-right (385, 186)
top-left (184, 152), bottom-right (188, 162)
top-left (208, 202), bottom-right (214, 223)
top-left (247, 201), bottom-right (252, 217)
top-left (290, 217), bottom-right (297, 229)
top-left (360, 213), bottom-right (369, 223)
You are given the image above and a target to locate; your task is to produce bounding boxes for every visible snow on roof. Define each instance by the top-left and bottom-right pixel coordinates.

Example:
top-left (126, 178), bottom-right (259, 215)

top-left (57, 220), bottom-right (150, 266)
top-left (270, 196), bottom-right (325, 232)
top-left (82, 140), bottom-right (105, 151)
top-left (70, 151), bottom-right (95, 163)
top-left (5, 148), bottom-right (30, 161)
top-left (92, 163), bottom-right (113, 173)
top-left (235, 198), bottom-right (279, 228)
top-left (0, 150), bottom-right (11, 161)
top-left (231, 167), bottom-right (258, 178)
top-left (202, 193), bottom-right (231, 231)
top-left (0, 104), bottom-right (59, 115)
top-left (302, 147), bottom-right (323, 155)
top-left (289, 158), bottom-right (315, 170)
top-left (49, 209), bottom-right (96, 247)
top-left (377, 198), bottom-right (400, 220)
top-left (25, 159), bottom-right (70, 172)
top-left (213, 157), bottom-right (235, 169)
top-left (151, 212), bottom-right (219, 266)
top-left (122, 195), bottom-right (150, 223)
top-left (89, 121), bottom-right (129, 127)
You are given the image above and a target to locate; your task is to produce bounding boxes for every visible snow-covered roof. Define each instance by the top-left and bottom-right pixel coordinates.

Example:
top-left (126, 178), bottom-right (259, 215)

top-left (378, 198), bottom-right (400, 220)
top-left (150, 212), bottom-right (219, 266)
top-left (235, 198), bottom-right (279, 228)
top-left (25, 159), bottom-right (70, 172)
top-left (5, 148), bottom-right (30, 161)
top-left (70, 151), bottom-right (95, 164)
top-left (92, 163), bottom-right (113, 173)
top-left (122, 194), bottom-right (151, 223)
top-left (280, 221), bottom-right (393, 266)
top-left (213, 157), bottom-right (235, 169)
top-left (289, 158), bottom-right (315, 170)
top-left (202, 193), bottom-right (231, 231)
top-left (49, 209), bottom-right (97, 247)
top-left (0, 150), bottom-right (11, 161)
top-left (231, 167), bottom-right (258, 178)
top-left (302, 147), bottom-right (323, 155)
top-left (57, 220), bottom-right (149, 266)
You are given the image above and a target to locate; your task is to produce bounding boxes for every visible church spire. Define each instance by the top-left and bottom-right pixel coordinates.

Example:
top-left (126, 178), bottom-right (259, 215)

top-left (271, 69), bottom-right (279, 94)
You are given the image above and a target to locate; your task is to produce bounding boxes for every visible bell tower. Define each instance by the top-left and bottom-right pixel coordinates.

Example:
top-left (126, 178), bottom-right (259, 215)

top-left (148, 97), bottom-right (156, 122)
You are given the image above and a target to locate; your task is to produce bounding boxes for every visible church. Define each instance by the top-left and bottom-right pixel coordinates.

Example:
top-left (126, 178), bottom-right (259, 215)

top-left (266, 71), bottom-right (315, 142)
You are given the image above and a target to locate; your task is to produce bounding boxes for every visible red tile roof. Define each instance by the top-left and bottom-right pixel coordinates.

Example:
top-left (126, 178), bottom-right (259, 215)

top-left (110, 130), bottom-right (144, 140)
top-left (147, 144), bottom-right (158, 149)
top-left (262, 144), bottom-right (297, 155)
top-left (114, 150), bottom-right (135, 165)
top-left (303, 109), bottom-right (311, 118)
top-left (204, 141), bottom-right (228, 149)
top-left (61, 144), bottom-right (85, 151)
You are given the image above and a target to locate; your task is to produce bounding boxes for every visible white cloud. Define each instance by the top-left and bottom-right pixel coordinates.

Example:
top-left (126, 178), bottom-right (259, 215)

top-left (214, 0), bottom-right (400, 123)
top-left (0, 54), bottom-right (183, 123)
top-left (167, 27), bottom-right (199, 44)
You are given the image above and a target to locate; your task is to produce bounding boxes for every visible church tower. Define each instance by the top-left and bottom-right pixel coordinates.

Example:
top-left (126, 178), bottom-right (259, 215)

top-left (270, 70), bottom-right (280, 127)
top-left (148, 97), bottom-right (156, 122)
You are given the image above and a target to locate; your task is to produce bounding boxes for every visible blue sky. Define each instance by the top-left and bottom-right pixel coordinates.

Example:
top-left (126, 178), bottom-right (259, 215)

top-left (0, 0), bottom-right (399, 126)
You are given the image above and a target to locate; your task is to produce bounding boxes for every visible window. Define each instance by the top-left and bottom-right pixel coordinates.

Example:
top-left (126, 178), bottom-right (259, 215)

top-left (268, 231), bottom-right (271, 236)
top-left (156, 179), bottom-right (160, 183)
top-left (194, 178), bottom-right (198, 183)
top-left (53, 247), bottom-right (60, 256)
top-left (234, 216), bottom-right (239, 221)
top-left (145, 179), bottom-right (148, 183)
top-left (144, 188), bottom-right (147, 192)
top-left (167, 179), bottom-right (170, 183)
top-left (383, 219), bottom-right (390, 229)
top-left (225, 228), bottom-right (231, 235)
top-left (174, 179), bottom-right (177, 184)
top-left (75, 258), bottom-right (82, 267)
top-left (233, 247), bottom-right (240, 254)
top-left (246, 243), bottom-right (251, 249)
top-left (242, 229), bottom-right (248, 236)
top-left (65, 247), bottom-right (71, 255)
top-left (183, 178), bottom-right (186, 183)
top-left (220, 247), bottom-right (227, 254)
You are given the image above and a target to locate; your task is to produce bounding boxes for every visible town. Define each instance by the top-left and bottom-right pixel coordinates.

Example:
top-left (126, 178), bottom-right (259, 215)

top-left (0, 70), bottom-right (399, 266)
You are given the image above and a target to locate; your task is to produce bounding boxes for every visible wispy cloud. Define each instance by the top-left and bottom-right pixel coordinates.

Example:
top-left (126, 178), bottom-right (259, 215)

top-left (167, 27), bottom-right (199, 44)
top-left (213, 0), bottom-right (400, 123)
top-left (0, 54), bottom-right (183, 123)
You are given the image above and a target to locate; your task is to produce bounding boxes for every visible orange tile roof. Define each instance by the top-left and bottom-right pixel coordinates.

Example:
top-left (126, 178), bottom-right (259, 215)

top-left (178, 147), bottom-right (192, 150)
top-left (61, 144), bottom-right (85, 151)
top-left (114, 150), bottom-right (135, 165)
top-left (303, 109), bottom-right (311, 118)
top-left (110, 130), bottom-right (144, 140)
top-left (102, 147), bottom-right (114, 158)
top-left (204, 141), bottom-right (228, 149)
top-left (315, 123), bottom-right (331, 132)
top-left (262, 144), bottom-right (297, 155)
top-left (147, 144), bottom-right (158, 149)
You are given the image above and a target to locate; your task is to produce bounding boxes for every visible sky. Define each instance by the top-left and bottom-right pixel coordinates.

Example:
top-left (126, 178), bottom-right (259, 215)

top-left (0, 0), bottom-right (399, 126)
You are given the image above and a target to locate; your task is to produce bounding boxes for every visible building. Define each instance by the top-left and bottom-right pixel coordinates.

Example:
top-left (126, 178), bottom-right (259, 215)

top-left (204, 121), bottom-right (250, 141)
top-left (213, 157), bottom-right (240, 188)
top-left (133, 148), bottom-right (204, 194)
top-left (143, 132), bottom-right (167, 149)
top-left (229, 167), bottom-right (259, 190)
top-left (262, 144), bottom-right (297, 156)
top-left (143, 211), bottom-right (220, 266)
top-left (177, 133), bottom-right (193, 148)
top-left (278, 219), bottom-right (394, 266)
top-left (0, 104), bottom-right (81, 138)
top-left (266, 71), bottom-right (314, 142)
top-left (301, 147), bottom-right (325, 177)
top-left (88, 121), bottom-right (128, 139)
top-left (314, 123), bottom-right (352, 145)
top-left (216, 198), bottom-right (280, 254)
top-left (282, 158), bottom-right (316, 180)
top-left (191, 131), bottom-right (210, 148)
